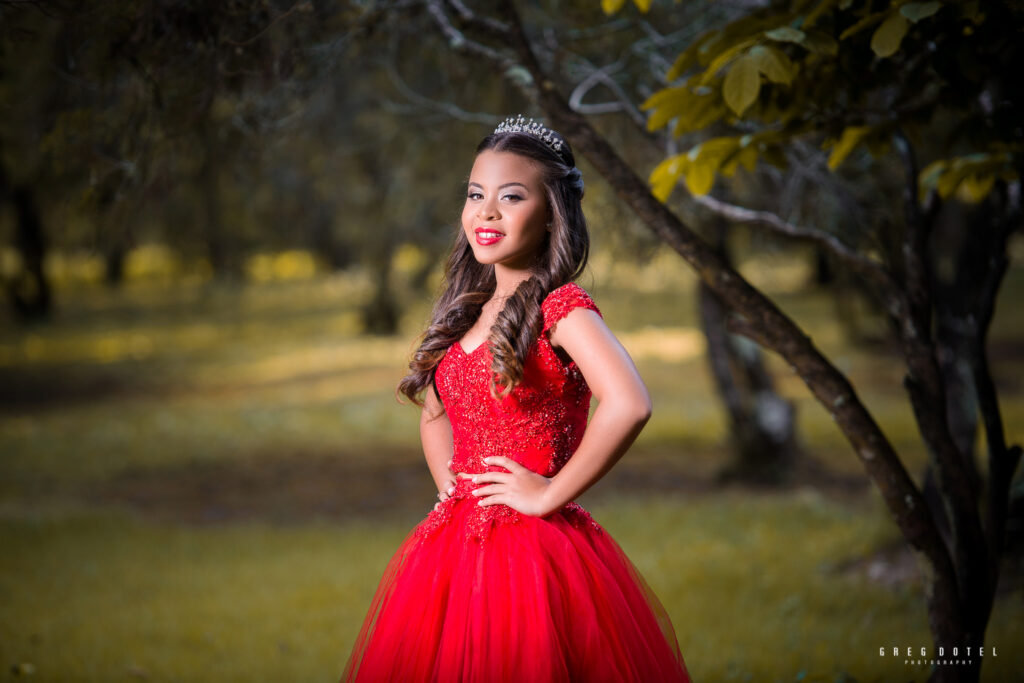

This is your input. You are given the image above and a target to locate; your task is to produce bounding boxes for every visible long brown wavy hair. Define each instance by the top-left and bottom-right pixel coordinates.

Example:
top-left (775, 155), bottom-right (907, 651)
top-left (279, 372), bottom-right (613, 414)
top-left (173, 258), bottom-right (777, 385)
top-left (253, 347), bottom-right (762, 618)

top-left (397, 123), bottom-right (590, 405)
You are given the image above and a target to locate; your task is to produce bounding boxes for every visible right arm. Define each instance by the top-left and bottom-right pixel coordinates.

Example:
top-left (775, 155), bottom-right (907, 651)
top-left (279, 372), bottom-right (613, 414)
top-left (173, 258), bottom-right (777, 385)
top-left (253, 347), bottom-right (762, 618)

top-left (421, 385), bottom-right (456, 507)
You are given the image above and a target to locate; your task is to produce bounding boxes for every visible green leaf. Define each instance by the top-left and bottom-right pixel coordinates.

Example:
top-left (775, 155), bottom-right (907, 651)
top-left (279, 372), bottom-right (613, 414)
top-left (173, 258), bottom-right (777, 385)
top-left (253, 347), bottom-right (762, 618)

top-left (918, 159), bottom-right (948, 196)
top-left (871, 12), bottom-right (909, 58)
top-left (698, 38), bottom-right (757, 86)
top-left (764, 27), bottom-right (806, 43)
top-left (804, 0), bottom-right (840, 28)
top-left (722, 53), bottom-right (761, 117)
top-left (900, 1), bottom-right (942, 23)
top-left (691, 136), bottom-right (740, 164)
top-left (957, 174), bottom-right (995, 203)
top-left (643, 87), bottom-right (694, 131)
top-left (672, 98), bottom-right (724, 137)
top-left (667, 32), bottom-right (721, 81)
top-left (721, 145), bottom-right (759, 177)
top-left (826, 125), bottom-right (871, 169)
top-left (649, 154), bottom-right (688, 202)
top-left (601, 0), bottom-right (627, 15)
top-left (839, 11), bottom-right (887, 41)
top-left (801, 30), bottom-right (839, 56)
top-left (750, 45), bottom-right (796, 85)
top-left (683, 159), bottom-right (717, 195)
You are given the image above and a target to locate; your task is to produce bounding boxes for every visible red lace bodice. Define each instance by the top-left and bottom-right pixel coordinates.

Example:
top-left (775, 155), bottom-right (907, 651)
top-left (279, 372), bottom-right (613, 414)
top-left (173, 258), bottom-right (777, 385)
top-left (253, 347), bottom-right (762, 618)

top-left (438, 281), bottom-right (601, 478)
top-left (419, 282), bottom-right (603, 541)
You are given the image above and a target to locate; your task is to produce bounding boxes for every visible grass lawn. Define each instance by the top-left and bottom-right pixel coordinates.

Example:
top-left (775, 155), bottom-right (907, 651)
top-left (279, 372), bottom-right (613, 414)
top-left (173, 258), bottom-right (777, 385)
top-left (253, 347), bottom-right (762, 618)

top-left (1, 246), bottom-right (1022, 681)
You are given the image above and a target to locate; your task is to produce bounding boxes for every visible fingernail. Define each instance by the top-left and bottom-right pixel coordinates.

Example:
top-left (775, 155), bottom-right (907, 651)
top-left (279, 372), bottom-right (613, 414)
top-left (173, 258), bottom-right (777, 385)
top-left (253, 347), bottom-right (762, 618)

top-left (471, 476), bottom-right (478, 483)
top-left (447, 486), bottom-right (455, 495)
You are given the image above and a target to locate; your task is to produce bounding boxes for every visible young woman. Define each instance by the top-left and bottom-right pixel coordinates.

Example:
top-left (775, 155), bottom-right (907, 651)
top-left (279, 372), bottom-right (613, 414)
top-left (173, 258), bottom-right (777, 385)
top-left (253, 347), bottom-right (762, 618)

top-left (342, 116), bottom-right (691, 682)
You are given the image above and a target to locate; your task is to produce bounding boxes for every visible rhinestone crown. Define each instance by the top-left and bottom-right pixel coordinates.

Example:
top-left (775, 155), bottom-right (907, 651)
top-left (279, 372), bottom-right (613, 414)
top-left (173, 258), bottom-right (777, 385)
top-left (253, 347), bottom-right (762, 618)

top-left (493, 115), bottom-right (564, 154)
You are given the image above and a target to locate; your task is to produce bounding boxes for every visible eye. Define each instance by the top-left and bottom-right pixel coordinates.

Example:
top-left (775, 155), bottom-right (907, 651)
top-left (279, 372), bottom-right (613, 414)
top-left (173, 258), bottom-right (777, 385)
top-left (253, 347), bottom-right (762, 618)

top-left (502, 193), bottom-right (523, 202)
top-left (466, 191), bottom-right (483, 200)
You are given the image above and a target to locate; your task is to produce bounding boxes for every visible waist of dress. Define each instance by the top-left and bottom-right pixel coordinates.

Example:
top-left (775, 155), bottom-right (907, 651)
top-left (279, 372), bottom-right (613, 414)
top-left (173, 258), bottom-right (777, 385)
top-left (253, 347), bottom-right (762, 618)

top-left (450, 452), bottom-right (565, 477)
top-left (417, 476), bottom-right (602, 542)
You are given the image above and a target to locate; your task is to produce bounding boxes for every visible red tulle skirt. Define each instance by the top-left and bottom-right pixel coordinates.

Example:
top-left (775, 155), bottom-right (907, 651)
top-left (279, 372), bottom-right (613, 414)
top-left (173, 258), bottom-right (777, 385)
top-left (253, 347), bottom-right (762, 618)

top-left (342, 482), bottom-right (690, 682)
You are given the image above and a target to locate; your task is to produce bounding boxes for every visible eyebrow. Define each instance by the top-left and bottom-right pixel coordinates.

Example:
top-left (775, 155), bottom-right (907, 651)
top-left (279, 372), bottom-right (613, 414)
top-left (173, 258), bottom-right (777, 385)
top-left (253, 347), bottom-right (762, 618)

top-left (467, 181), bottom-right (530, 191)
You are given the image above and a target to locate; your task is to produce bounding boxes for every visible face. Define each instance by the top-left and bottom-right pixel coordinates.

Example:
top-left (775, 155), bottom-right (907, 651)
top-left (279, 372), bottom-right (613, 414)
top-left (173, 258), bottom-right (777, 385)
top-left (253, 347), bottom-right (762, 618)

top-left (461, 149), bottom-right (550, 272)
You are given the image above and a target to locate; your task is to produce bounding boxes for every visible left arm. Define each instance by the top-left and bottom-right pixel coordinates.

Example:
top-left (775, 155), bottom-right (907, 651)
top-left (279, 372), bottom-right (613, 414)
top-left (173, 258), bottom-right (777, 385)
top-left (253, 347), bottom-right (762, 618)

top-left (466, 308), bottom-right (651, 516)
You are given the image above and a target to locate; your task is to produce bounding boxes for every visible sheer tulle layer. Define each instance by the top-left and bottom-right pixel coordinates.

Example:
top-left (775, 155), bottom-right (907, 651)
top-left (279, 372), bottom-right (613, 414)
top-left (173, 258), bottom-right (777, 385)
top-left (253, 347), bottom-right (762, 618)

top-left (342, 497), bottom-right (690, 683)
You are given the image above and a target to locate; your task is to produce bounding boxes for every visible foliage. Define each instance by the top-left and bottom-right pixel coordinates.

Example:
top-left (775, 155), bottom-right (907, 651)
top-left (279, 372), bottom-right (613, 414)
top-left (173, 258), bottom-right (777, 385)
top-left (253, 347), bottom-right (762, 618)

top-left (604, 0), bottom-right (1024, 203)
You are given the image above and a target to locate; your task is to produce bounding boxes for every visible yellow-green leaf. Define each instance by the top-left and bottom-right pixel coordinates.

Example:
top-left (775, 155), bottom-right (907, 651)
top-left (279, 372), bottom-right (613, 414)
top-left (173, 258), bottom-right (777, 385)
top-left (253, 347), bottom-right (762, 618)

top-left (691, 136), bottom-right (740, 165)
top-left (900, 1), bottom-right (942, 23)
top-left (698, 38), bottom-right (757, 86)
top-left (671, 95), bottom-right (722, 137)
top-left (764, 26), bottom-right (805, 43)
top-left (826, 125), bottom-right (871, 169)
top-left (601, 0), bottom-right (627, 15)
top-left (669, 32), bottom-right (720, 80)
top-left (683, 159), bottom-right (717, 195)
top-left (802, 30), bottom-right (839, 56)
top-left (936, 167), bottom-right (965, 198)
top-left (641, 86), bottom-right (683, 111)
top-left (722, 53), bottom-right (761, 117)
top-left (644, 87), bottom-right (694, 131)
top-left (871, 12), bottom-right (909, 58)
top-left (956, 174), bottom-right (995, 203)
top-left (839, 10), bottom-right (887, 41)
top-left (721, 145), bottom-right (759, 177)
top-left (804, 0), bottom-right (840, 28)
top-left (649, 155), bottom-right (688, 202)
top-left (918, 159), bottom-right (948, 197)
top-left (632, 0), bottom-right (652, 12)
top-left (750, 45), bottom-right (796, 85)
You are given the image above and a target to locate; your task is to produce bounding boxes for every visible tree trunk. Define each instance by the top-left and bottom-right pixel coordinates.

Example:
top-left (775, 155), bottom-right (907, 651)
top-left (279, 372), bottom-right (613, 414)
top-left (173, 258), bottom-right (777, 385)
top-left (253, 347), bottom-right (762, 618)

top-left (104, 240), bottom-right (127, 287)
top-left (698, 222), bottom-right (799, 484)
top-left (310, 204), bottom-right (350, 271)
top-left (362, 240), bottom-right (398, 335)
top-left (199, 115), bottom-right (239, 281)
top-left (6, 184), bottom-right (52, 321)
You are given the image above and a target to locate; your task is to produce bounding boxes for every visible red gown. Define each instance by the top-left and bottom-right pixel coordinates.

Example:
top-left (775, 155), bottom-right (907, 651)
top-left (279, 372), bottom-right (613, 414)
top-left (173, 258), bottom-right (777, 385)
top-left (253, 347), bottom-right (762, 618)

top-left (342, 282), bottom-right (690, 682)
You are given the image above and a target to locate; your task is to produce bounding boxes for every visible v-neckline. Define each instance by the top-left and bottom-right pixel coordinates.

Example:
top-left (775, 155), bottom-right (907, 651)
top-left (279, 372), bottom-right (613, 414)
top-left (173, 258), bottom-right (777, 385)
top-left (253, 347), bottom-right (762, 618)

top-left (457, 339), bottom-right (487, 356)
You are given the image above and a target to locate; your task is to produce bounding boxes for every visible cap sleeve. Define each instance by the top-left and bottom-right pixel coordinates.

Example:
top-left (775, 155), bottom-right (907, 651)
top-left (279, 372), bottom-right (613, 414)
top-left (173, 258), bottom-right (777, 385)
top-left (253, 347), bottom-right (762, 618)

top-left (541, 282), bottom-right (602, 335)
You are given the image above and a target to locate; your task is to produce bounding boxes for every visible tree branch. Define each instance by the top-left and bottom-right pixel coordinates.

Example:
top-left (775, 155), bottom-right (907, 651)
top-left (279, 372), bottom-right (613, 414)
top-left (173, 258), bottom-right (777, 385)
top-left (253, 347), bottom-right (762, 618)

top-left (425, 0), bottom-right (516, 68)
top-left (384, 59), bottom-right (496, 125)
top-left (690, 192), bottom-right (884, 276)
top-left (567, 60), bottom-right (647, 126)
top-left (893, 128), bottom-right (989, 635)
top-left (972, 179), bottom-right (1024, 590)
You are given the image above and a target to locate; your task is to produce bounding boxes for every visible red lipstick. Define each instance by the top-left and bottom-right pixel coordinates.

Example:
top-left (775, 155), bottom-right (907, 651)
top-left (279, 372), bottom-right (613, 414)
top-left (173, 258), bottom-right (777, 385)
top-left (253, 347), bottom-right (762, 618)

top-left (475, 227), bottom-right (505, 246)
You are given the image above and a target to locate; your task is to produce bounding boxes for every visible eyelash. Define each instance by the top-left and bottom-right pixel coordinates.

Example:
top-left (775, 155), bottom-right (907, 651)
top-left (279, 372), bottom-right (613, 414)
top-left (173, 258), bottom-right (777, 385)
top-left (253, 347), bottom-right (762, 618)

top-left (467, 192), bottom-right (522, 202)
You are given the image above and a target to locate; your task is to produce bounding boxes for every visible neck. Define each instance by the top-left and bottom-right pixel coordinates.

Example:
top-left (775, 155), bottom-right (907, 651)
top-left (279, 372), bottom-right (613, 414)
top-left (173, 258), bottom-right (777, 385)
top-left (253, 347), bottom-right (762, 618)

top-left (493, 264), bottom-right (533, 298)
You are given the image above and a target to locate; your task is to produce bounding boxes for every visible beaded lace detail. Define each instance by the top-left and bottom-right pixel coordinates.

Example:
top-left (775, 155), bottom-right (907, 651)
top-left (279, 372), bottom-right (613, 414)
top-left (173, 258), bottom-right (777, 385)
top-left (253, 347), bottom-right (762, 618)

top-left (416, 282), bottom-right (604, 542)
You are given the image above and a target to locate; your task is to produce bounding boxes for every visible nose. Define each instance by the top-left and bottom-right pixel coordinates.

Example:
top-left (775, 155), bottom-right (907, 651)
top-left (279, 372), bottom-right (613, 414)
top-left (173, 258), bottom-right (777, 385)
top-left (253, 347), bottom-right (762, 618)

top-left (477, 197), bottom-right (499, 221)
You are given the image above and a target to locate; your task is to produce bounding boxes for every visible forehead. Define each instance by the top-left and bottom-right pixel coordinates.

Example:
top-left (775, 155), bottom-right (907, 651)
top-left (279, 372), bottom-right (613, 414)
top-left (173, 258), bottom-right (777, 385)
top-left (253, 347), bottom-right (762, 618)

top-left (468, 149), bottom-right (544, 187)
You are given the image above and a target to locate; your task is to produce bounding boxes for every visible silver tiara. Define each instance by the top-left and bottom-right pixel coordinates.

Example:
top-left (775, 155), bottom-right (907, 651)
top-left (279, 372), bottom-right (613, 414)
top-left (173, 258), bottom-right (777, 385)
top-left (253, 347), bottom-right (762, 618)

top-left (494, 115), bottom-right (564, 154)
